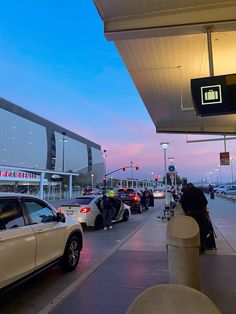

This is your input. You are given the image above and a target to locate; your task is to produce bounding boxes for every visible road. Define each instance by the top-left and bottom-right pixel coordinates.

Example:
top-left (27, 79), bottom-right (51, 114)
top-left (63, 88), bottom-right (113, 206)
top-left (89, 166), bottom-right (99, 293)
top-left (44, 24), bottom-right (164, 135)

top-left (0, 199), bottom-right (164, 314)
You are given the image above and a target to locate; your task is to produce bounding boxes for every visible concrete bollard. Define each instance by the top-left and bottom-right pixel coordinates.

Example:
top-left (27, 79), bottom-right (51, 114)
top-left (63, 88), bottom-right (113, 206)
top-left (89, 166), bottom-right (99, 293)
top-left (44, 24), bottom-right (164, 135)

top-left (126, 284), bottom-right (222, 314)
top-left (166, 215), bottom-right (201, 290)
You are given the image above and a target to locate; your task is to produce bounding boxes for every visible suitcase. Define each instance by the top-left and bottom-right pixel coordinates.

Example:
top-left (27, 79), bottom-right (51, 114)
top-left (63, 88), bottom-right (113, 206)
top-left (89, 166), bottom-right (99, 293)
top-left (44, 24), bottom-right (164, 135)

top-left (205, 215), bottom-right (216, 249)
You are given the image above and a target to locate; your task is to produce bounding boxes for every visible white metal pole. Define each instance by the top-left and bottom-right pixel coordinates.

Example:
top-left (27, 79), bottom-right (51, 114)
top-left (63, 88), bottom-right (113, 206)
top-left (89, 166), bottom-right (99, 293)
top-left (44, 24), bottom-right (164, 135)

top-left (164, 148), bottom-right (168, 207)
top-left (69, 175), bottom-right (72, 198)
top-left (40, 172), bottom-right (44, 199)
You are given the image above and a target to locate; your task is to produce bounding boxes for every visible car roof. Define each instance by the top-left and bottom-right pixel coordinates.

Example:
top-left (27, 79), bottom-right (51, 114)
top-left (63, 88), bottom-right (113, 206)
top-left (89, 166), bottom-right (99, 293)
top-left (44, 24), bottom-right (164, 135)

top-left (0, 192), bottom-right (40, 198)
top-left (76, 195), bottom-right (101, 199)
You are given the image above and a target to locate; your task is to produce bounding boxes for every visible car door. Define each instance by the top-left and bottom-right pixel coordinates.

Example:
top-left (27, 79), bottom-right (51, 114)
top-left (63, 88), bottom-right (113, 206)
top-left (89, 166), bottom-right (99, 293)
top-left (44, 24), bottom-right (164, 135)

top-left (22, 198), bottom-right (67, 269)
top-left (109, 197), bottom-right (121, 219)
top-left (0, 198), bottom-right (36, 289)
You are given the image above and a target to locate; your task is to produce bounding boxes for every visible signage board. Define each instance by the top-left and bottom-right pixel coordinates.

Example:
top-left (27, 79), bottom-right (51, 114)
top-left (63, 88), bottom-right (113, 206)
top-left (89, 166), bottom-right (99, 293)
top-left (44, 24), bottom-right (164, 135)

top-left (168, 165), bottom-right (175, 172)
top-left (191, 73), bottom-right (236, 116)
top-left (220, 152), bottom-right (230, 165)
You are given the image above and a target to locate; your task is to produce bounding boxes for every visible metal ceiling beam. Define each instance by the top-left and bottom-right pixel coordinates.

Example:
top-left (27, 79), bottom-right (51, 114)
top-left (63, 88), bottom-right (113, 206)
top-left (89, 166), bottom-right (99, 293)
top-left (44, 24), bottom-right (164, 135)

top-left (104, 6), bottom-right (236, 41)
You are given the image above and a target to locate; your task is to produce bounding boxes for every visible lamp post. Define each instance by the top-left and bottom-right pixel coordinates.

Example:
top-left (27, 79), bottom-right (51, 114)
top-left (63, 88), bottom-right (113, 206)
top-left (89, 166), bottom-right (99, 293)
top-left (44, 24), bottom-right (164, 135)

top-left (59, 132), bottom-right (68, 172)
top-left (218, 164), bottom-right (222, 184)
top-left (91, 173), bottom-right (94, 188)
top-left (103, 149), bottom-right (107, 190)
top-left (150, 171), bottom-right (154, 188)
top-left (110, 176), bottom-right (113, 188)
top-left (214, 169), bottom-right (219, 185)
top-left (230, 157), bottom-right (234, 183)
top-left (160, 142), bottom-right (169, 207)
top-left (130, 161), bottom-right (133, 188)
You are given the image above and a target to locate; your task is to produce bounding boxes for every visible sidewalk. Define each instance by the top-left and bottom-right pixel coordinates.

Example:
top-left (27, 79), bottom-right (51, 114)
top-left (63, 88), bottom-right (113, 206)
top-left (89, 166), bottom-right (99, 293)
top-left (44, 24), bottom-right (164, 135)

top-left (53, 196), bottom-right (236, 314)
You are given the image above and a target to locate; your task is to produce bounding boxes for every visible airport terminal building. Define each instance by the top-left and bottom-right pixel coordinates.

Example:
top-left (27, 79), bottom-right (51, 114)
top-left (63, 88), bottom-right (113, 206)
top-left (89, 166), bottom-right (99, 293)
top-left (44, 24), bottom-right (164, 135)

top-left (0, 97), bottom-right (104, 190)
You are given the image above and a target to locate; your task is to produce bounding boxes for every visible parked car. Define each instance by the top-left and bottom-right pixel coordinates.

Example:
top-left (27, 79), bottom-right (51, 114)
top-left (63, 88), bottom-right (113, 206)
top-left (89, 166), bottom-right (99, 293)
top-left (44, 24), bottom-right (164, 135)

top-left (214, 185), bottom-right (227, 193)
top-left (0, 193), bottom-right (83, 293)
top-left (217, 185), bottom-right (236, 195)
top-left (116, 188), bottom-right (142, 213)
top-left (58, 195), bottom-right (131, 229)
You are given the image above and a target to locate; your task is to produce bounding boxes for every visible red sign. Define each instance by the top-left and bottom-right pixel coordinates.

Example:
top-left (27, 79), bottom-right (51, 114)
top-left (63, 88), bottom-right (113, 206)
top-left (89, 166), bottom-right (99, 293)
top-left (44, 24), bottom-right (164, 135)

top-left (220, 152), bottom-right (230, 165)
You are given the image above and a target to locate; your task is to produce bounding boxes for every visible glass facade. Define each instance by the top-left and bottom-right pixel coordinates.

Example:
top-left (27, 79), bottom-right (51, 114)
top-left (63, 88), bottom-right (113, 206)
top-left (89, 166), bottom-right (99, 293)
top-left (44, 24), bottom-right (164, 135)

top-left (0, 108), bottom-right (47, 168)
top-left (54, 132), bottom-right (88, 173)
top-left (0, 99), bottom-right (104, 185)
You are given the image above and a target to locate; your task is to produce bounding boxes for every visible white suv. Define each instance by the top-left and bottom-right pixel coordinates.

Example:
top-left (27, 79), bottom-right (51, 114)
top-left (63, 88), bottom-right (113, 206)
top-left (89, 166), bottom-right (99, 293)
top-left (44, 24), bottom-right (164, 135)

top-left (0, 193), bottom-right (83, 292)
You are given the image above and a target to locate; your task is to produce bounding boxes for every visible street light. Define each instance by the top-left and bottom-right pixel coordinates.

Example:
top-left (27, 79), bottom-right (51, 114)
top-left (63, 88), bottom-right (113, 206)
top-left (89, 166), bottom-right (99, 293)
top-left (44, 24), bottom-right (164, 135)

top-left (214, 168), bottom-right (219, 184)
top-left (230, 157), bottom-right (234, 183)
top-left (103, 149), bottom-right (107, 190)
top-left (218, 164), bottom-right (222, 183)
top-left (91, 173), bottom-right (94, 188)
top-left (160, 142), bottom-right (169, 207)
top-left (59, 132), bottom-right (68, 172)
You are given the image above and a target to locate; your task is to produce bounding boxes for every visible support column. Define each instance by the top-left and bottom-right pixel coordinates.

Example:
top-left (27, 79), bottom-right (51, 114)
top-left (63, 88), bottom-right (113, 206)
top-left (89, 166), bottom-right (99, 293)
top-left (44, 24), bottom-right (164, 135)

top-left (40, 172), bottom-right (44, 199)
top-left (69, 175), bottom-right (72, 198)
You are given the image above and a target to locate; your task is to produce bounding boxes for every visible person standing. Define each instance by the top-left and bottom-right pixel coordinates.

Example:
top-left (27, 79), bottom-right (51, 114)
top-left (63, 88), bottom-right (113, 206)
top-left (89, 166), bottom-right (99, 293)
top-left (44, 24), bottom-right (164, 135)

top-left (180, 183), bottom-right (208, 253)
top-left (108, 187), bottom-right (115, 197)
top-left (101, 192), bottom-right (114, 230)
top-left (208, 184), bottom-right (215, 199)
top-left (149, 189), bottom-right (154, 208)
top-left (143, 188), bottom-right (150, 210)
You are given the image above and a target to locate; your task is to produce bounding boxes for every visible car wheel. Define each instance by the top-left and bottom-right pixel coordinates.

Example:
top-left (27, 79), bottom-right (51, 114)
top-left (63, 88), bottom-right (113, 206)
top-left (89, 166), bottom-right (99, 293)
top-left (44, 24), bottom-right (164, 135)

top-left (137, 205), bottom-right (143, 214)
top-left (94, 214), bottom-right (104, 230)
top-left (123, 209), bottom-right (129, 222)
top-left (59, 235), bottom-right (81, 272)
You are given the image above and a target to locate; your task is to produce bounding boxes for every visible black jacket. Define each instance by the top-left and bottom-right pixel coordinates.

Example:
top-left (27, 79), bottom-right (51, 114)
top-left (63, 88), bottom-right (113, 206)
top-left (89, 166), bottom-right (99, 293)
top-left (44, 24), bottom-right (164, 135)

top-left (180, 187), bottom-right (208, 215)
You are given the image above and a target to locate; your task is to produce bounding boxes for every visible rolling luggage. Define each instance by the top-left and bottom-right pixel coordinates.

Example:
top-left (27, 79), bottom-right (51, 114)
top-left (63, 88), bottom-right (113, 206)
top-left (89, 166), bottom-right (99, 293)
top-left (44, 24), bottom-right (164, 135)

top-left (205, 214), bottom-right (217, 250)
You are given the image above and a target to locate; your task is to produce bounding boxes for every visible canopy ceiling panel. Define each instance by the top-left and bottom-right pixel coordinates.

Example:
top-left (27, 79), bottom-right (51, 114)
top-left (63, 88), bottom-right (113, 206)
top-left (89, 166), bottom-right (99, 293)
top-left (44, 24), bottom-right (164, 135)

top-left (94, 0), bottom-right (236, 134)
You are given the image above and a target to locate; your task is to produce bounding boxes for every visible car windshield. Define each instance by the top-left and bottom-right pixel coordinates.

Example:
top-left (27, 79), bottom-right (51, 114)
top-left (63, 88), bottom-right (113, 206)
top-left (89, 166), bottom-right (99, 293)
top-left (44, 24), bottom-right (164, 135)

top-left (71, 197), bottom-right (95, 205)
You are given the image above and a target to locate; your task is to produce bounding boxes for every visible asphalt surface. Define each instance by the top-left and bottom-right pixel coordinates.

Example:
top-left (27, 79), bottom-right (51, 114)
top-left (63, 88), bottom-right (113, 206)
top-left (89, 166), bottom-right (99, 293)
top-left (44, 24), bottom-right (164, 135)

top-left (0, 199), bottom-right (161, 314)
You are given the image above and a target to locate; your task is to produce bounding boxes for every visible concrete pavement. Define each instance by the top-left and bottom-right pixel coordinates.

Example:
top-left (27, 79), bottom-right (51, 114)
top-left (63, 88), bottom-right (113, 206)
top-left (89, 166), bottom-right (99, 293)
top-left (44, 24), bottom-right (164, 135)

top-left (50, 195), bottom-right (236, 314)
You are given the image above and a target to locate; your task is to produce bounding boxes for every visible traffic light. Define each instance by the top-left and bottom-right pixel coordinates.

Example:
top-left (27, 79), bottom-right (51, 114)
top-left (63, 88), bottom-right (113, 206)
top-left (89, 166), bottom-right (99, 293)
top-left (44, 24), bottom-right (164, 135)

top-left (135, 165), bottom-right (139, 170)
top-left (154, 176), bottom-right (158, 182)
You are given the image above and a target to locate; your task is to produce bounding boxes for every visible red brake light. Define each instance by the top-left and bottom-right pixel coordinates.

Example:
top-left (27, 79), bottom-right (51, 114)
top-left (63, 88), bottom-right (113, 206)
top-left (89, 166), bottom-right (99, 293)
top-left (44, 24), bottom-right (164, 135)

top-left (80, 207), bottom-right (90, 214)
top-left (133, 195), bottom-right (139, 202)
top-left (57, 207), bottom-right (62, 213)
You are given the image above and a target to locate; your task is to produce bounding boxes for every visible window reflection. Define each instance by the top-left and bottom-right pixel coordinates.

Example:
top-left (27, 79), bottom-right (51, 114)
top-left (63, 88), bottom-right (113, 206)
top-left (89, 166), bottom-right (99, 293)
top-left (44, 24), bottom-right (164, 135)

top-left (0, 200), bottom-right (25, 230)
top-left (24, 200), bottom-right (55, 224)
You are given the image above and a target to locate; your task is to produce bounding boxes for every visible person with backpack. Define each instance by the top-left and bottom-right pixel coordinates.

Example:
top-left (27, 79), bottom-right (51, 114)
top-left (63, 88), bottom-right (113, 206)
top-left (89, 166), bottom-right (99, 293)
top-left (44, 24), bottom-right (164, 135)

top-left (180, 183), bottom-right (208, 253)
top-left (143, 188), bottom-right (151, 210)
top-left (101, 192), bottom-right (114, 230)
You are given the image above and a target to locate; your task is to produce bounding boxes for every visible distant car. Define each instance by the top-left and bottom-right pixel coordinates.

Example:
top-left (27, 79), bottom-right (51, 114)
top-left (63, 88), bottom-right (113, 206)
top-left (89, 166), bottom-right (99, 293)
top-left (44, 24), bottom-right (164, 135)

top-left (58, 195), bottom-right (131, 229)
top-left (218, 185), bottom-right (236, 195)
top-left (116, 188), bottom-right (142, 213)
top-left (82, 188), bottom-right (101, 195)
top-left (214, 185), bottom-right (227, 193)
top-left (0, 193), bottom-right (83, 293)
top-left (153, 187), bottom-right (165, 199)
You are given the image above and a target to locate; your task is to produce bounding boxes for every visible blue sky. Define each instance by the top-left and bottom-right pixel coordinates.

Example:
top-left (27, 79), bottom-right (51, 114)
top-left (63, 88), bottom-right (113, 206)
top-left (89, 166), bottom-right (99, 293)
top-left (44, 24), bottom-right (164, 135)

top-left (0, 1), bottom-right (235, 183)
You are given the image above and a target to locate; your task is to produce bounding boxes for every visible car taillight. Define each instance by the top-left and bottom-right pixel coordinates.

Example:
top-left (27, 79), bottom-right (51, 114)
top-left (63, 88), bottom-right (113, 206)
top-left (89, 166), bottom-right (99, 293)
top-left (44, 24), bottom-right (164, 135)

top-left (80, 207), bottom-right (90, 214)
top-left (133, 195), bottom-right (139, 202)
top-left (58, 207), bottom-right (62, 213)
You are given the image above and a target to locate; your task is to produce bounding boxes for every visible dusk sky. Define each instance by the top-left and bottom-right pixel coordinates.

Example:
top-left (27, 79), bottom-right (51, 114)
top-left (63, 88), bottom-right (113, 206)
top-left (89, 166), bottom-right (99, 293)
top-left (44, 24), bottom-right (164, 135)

top-left (0, 1), bottom-right (235, 183)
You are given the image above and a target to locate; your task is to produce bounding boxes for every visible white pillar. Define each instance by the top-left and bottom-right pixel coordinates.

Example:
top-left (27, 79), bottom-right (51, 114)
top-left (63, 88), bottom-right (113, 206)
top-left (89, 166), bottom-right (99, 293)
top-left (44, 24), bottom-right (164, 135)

top-left (69, 175), bottom-right (72, 198)
top-left (39, 172), bottom-right (44, 199)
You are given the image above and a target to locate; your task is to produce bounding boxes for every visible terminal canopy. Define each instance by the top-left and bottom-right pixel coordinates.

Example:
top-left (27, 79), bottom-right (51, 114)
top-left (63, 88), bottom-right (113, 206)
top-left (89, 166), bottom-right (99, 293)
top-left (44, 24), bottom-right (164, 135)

top-left (94, 0), bottom-right (236, 134)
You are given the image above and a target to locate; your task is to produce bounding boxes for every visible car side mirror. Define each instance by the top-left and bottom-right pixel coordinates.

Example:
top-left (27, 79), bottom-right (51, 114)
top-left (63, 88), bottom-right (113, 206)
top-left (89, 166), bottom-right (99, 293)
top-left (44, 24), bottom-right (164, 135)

top-left (56, 212), bottom-right (66, 223)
